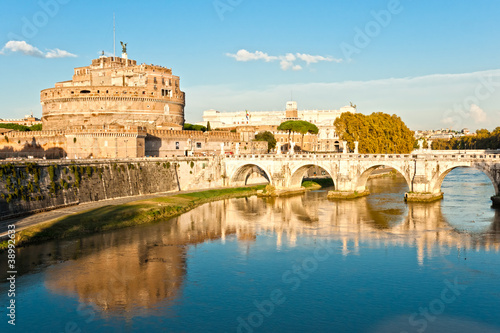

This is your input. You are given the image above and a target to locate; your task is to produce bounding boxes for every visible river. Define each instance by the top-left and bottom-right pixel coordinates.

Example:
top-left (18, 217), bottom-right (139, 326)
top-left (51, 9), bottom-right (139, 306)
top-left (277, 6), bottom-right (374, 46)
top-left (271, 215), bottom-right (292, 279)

top-left (1, 168), bottom-right (500, 332)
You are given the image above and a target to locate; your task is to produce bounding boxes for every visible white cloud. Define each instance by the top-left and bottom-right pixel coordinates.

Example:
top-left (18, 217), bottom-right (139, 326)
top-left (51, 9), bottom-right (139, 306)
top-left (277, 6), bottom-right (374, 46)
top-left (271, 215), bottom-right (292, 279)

top-left (227, 49), bottom-right (341, 71)
top-left (46, 48), bottom-right (77, 58)
top-left (185, 69), bottom-right (500, 131)
top-left (280, 60), bottom-right (293, 71)
top-left (0, 40), bottom-right (76, 58)
top-left (226, 49), bottom-right (277, 62)
top-left (1, 40), bottom-right (45, 57)
top-left (296, 53), bottom-right (342, 65)
top-left (470, 104), bottom-right (488, 123)
top-left (279, 53), bottom-right (299, 70)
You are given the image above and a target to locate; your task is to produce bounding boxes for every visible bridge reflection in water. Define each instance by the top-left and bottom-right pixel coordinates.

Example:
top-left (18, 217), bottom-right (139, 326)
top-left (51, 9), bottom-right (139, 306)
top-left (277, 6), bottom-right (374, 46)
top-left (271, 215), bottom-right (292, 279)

top-left (7, 171), bottom-right (497, 315)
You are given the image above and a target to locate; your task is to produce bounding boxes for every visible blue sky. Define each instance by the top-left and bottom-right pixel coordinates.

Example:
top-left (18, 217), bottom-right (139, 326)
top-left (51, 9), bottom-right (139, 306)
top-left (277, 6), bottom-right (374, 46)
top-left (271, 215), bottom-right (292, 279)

top-left (1, 0), bottom-right (500, 130)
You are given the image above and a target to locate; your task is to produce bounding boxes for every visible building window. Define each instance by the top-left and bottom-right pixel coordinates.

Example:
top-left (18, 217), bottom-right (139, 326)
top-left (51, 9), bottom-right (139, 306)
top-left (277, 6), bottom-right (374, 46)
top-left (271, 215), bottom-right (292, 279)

top-left (154, 77), bottom-right (157, 84)
top-left (175, 142), bottom-right (180, 150)
top-left (196, 142), bottom-right (202, 148)
top-left (162, 78), bottom-right (165, 85)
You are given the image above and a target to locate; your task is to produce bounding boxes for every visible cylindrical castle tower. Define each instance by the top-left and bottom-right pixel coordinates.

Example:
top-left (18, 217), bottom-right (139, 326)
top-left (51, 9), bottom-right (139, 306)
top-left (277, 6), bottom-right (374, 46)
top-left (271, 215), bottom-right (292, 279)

top-left (41, 53), bottom-right (185, 130)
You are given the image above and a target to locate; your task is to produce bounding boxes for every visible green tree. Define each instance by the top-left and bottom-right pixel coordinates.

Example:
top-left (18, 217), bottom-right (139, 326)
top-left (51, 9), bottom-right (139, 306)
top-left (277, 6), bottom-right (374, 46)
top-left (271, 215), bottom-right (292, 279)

top-left (0, 123), bottom-right (42, 132)
top-left (0, 123), bottom-right (31, 131)
top-left (431, 128), bottom-right (500, 150)
top-left (206, 121), bottom-right (211, 131)
top-left (278, 120), bottom-right (318, 152)
top-left (334, 112), bottom-right (415, 153)
top-left (254, 131), bottom-right (276, 152)
top-left (296, 121), bottom-right (319, 152)
top-left (183, 123), bottom-right (207, 132)
top-left (277, 120), bottom-right (296, 146)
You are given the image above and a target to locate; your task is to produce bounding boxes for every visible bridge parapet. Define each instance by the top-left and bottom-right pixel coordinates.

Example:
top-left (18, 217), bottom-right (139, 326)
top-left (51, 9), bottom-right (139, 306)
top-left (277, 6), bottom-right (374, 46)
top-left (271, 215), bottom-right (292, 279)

top-left (225, 152), bottom-right (500, 161)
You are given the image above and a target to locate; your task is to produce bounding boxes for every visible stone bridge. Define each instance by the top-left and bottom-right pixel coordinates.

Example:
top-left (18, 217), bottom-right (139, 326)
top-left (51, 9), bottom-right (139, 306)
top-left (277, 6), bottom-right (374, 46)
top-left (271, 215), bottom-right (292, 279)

top-left (222, 152), bottom-right (500, 203)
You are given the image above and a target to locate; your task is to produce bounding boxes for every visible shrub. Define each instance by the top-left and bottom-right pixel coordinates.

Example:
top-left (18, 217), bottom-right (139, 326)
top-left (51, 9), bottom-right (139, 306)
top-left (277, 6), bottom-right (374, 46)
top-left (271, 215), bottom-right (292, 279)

top-left (48, 165), bottom-right (56, 181)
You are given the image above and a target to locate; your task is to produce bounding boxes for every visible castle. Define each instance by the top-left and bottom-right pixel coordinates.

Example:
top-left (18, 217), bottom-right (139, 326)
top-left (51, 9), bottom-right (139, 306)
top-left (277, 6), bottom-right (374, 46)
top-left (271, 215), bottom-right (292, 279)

top-left (41, 48), bottom-right (185, 130)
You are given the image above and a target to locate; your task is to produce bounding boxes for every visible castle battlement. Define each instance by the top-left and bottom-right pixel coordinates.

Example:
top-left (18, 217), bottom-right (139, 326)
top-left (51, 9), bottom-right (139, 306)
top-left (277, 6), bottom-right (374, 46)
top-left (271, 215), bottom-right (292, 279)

top-left (5, 130), bottom-right (66, 138)
top-left (147, 130), bottom-right (240, 141)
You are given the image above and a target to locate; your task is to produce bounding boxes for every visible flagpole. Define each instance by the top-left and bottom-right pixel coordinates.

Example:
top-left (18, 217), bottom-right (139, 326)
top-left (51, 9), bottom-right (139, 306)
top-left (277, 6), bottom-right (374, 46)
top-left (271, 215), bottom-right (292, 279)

top-left (113, 13), bottom-right (116, 58)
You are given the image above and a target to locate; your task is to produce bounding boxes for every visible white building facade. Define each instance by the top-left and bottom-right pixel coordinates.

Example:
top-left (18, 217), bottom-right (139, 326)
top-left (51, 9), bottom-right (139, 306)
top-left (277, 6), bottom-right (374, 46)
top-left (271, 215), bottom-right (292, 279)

top-left (197, 102), bottom-right (356, 152)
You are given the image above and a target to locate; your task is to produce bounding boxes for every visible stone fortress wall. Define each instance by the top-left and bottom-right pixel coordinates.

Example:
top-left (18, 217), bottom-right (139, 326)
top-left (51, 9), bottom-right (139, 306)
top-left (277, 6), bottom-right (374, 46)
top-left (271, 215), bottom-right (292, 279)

top-left (0, 157), bottom-right (226, 218)
top-left (0, 127), bottom-right (268, 159)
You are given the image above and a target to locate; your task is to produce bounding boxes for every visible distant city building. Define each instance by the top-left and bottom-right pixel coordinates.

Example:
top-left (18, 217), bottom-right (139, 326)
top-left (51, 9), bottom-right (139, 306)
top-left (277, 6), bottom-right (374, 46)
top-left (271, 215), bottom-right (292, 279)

top-left (0, 113), bottom-right (41, 126)
top-left (414, 128), bottom-right (474, 141)
top-left (197, 102), bottom-right (356, 152)
top-left (41, 50), bottom-right (185, 131)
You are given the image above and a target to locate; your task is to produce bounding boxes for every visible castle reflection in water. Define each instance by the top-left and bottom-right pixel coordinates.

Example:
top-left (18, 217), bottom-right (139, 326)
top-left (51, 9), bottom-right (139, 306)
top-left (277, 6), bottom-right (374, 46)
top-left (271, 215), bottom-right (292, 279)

top-left (8, 175), bottom-right (498, 315)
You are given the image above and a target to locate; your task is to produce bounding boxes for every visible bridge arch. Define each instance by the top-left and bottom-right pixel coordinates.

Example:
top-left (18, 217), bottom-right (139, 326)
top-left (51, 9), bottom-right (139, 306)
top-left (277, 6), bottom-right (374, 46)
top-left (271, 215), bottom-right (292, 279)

top-left (355, 164), bottom-right (412, 192)
top-left (289, 163), bottom-right (335, 189)
top-left (228, 163), bottom-right (272, 187)
top-left (431, 165), bottom-right (499, 195)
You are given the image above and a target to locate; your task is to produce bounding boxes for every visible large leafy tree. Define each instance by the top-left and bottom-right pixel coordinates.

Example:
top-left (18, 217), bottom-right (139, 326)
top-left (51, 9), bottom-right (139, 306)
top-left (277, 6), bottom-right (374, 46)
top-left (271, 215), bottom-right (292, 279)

top-left (278, 120), bottom-right (319, 152)
top-left (334, 112), bottom-right (415, 153)
top-left (254, 131), bottom-right (276, 152)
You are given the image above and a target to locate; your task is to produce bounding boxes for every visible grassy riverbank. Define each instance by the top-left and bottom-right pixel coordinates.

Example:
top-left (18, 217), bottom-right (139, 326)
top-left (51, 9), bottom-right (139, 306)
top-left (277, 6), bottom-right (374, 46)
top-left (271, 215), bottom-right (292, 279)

top-left (302, 178), bottom-right (334, 188)
top-left (1, 185), bottom-right (265, 250)
top-left (301, 181), bottom-right (322, 190)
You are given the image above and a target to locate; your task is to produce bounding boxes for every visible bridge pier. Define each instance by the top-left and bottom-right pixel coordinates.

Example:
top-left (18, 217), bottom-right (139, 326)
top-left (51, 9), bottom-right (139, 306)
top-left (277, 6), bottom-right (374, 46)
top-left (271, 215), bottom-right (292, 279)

top-left (404, 161), bottom-right (445, 202)
top-left (404, 192), bottom-right (444, 203)
top-left (327, 172), bottom-right (370, 199)
top-left (327, 190), bottom-right (370, 199)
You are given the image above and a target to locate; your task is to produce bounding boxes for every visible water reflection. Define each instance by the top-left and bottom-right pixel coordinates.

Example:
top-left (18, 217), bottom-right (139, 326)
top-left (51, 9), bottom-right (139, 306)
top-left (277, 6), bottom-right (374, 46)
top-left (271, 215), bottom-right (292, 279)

top-left (2, 170), bottom-right (499, 317)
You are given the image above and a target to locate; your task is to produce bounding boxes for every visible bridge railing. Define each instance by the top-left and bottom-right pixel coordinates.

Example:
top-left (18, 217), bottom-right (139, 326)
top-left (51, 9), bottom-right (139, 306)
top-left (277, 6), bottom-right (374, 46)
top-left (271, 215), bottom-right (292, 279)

top-left (224, 152), bottom-right (500, 160)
